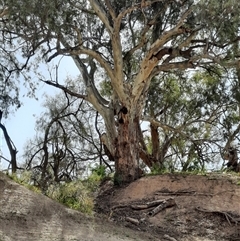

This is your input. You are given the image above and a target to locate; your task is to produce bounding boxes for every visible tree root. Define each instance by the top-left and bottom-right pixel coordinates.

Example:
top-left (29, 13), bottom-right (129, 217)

top-left (155, 188), bottom-right (214, 197)
top-left (110, 198), bottom-right (176, 222)
top-left (195, 207), bottom-right (240, 225)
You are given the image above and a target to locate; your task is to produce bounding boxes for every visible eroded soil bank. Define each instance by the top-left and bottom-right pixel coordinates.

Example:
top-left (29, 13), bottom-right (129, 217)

top-left (0, 172), bottom-right (151, 241)
top-left (1, 172), bottom-right (240, 240)
top-left (96, 173), bottom-right (240, 241)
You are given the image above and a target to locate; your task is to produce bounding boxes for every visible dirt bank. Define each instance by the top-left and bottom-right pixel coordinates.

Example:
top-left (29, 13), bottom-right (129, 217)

top-left (96, 173), bottom-right (240, 241)
top-left (1, 171), bottom-right (240, 240)
top-left (0, 172), bottom-right (152, 241)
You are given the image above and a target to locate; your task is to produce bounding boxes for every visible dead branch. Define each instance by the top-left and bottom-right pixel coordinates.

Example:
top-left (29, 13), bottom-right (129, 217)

top-left (163, 234), bottom-right (178, 241)
top-left (0, 123), bottom-right (17, 173)
top-left (155, 188), bottom-right (215, 197)
top-left (125, 217), bottom-right (140, 225)
top-left (131, 204), bottom-right (149, 210)
top-left (131, 199), bottom-right (167, 210)
top-left (195, 207), bottom-right (240, 225)
top-left (0, 8), bottom-right (8, 18)
top-left (155, 190), bottom-right (196, 196)
top-left (111, 204), bottom-right (129, 210)
top-left (149, 198), bottom-right (176, 216)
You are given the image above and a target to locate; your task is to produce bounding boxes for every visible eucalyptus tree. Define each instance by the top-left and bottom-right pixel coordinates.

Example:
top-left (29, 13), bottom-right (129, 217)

top-left (144, 69), bottom-right (235, 171)
top-left (1, 0), bottom-right (240, 183)
top-left (0, 33), bottom-right (22, 116)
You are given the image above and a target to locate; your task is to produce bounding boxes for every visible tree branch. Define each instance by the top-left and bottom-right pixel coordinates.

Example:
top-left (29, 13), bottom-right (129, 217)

top-left (0, 8), bottom-right (8, 18)
top-left (0, 123), bottom-right (17, 173)
top-left (42, 80), bottom-right (87, 99)
top-left (142, 116), bottom-right (190, 139)
top-left (71, 55), bottom-right (109, 108)
top-left (147, 6), bottom-right (194, 58)
top-left (104, 0), bottom-right (116, 19)
top-left (56, 37), bottom-right (109, 110)
top-left (151, 60), bottom-right (195, 77)
top-left (89, 0), bottom-right (113, 34)
top-left (131, 7), bottom-right (194, 105)
top-left (75, 48), bottom-right (115, 82)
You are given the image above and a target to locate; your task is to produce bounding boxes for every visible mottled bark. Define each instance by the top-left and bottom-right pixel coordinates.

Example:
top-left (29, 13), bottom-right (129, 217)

top-left (114, 114), bottom-right (140, 184)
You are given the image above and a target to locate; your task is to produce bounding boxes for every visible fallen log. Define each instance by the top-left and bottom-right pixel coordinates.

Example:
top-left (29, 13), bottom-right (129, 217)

top-left (125, 217), bottom-right (140, 225)
top-left (131, 199), bottom-right (166, 210)
top-left (149, 198), bottom-right (176, 216)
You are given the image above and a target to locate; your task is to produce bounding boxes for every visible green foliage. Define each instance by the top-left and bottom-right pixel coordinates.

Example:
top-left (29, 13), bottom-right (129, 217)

top-left (84, 165), bottom-right (108, 191)
top-left (47, 181), bottom-right (94, 214)
top-left (46, 166), bottom-right (111, 213)
top-left (91, 165), bottom-right (107, 179)
top-left (99, 81), bottom-right (112, 97)
top-left (149, 163), bottom-right (169, 175)
top-left (8, 170), bottom-right (101, 215)
top-left (9, 171), bottom-right (41, 193)
top-left (184, 161), bottom-right (205, 173)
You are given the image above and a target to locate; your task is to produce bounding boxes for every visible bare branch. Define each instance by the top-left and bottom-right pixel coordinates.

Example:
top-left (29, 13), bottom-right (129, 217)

top-left (151, 60), bottom-right (195, 77)
top-left (0, 123), bottom-right (17, 173)
top-left (57, 37), bottom-right (110, 109)
top-left (89, 0), bottom-right (113, 34)
top-left (76, 48), bottom-right (115, 82)
top-left (104, 0), bottom-right (116, 19)
top-left (117, 0), bottom-right (164, 27)
top-left (42, 80), bottom-right (87, 100)
top-left (0, 8), bottom-right (8, 18)
top-left (148, 6), bottom-right (194, 58)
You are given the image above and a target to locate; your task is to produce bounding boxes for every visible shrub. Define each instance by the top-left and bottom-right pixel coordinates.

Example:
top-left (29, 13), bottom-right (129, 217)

top-left (8, 171), bottom-right (41, 193)
top-left (46, 181), bottom-right (94, 214)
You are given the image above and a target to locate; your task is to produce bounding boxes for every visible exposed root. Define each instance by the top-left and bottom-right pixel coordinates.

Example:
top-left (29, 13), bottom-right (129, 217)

top-left (195, 207), bottom-right (240, 225)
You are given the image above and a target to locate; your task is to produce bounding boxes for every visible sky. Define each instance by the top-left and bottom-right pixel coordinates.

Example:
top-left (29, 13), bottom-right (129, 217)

top-left (0, 56), bottom-right (79, 169)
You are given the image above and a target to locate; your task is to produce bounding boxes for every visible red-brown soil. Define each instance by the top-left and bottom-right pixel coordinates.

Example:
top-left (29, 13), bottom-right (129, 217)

top-left (95, 173), bottom-right (240, 241)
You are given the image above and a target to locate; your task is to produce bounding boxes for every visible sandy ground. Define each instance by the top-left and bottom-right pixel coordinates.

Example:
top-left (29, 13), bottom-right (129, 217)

top-left (0, 172), bottom-right (151, 241)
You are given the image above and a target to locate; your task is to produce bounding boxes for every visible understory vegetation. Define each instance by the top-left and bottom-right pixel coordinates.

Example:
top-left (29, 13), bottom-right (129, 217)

top-left (8, 165), bottom-right (108, 214)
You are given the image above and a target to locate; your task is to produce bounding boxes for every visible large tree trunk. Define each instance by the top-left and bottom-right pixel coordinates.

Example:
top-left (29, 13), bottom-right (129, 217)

top-left (114, 109), bottom-right (140, 184)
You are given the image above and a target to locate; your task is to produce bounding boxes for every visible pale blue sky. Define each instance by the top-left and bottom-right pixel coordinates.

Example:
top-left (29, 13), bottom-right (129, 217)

top-left (0, 57), bottom-right (79, 169)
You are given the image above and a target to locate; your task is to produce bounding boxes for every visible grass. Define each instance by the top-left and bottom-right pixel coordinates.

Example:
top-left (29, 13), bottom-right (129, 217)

top-left (46, 180), bottom-right (95, 215)
top-left (7, 166), bottom-right (109, 215)
top-left (8, 171), bottom-right (41, 193)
